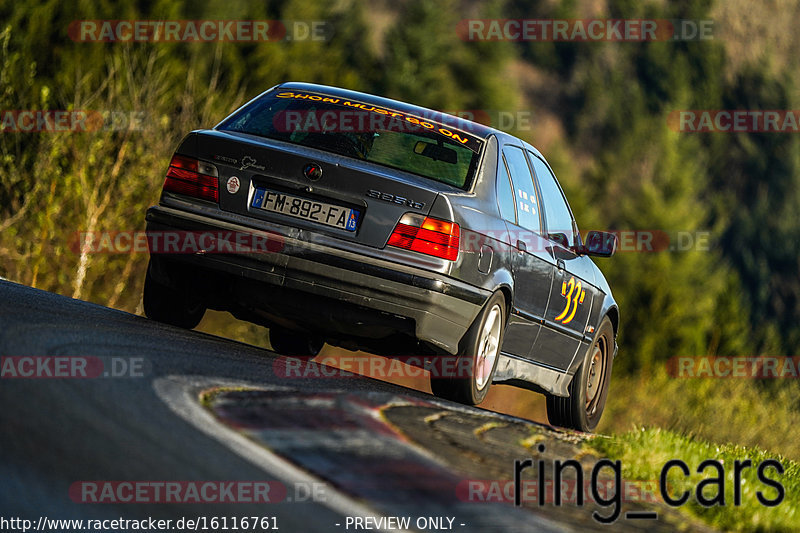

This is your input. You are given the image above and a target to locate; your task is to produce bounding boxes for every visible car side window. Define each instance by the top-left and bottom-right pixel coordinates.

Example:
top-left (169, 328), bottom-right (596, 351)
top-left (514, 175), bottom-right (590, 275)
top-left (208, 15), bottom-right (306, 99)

top-left (528, 151), bottom-right (576, 245)
top-left (496, 155), bottom-right (517, 223)
top-left (502, 146), bottom-right (541, 232)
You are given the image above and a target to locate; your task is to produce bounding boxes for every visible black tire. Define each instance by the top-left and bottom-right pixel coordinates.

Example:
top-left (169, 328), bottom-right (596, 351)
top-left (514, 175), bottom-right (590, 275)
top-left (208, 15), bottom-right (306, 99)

top-left (430, 291), bottom-right (506, 405)
top-left (142, 264), bottom-right (205, 329)
top-left (546, 316), bottom-right (614, 432)
top-left (269, 326), bottom-right (324, 356)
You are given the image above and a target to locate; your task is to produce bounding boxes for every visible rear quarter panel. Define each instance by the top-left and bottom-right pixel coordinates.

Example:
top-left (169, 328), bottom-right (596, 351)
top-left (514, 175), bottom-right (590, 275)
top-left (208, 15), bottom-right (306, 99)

top-left (437, 136), bottom-right (515, 300)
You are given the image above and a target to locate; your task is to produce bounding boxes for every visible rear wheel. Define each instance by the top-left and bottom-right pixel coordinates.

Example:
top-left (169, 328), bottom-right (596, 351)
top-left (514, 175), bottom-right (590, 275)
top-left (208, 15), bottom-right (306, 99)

top-left (430, 291), bottom-right (506, 405)
top-left (269, 326), bottom-right (324, 356)
top-left (142, 263), bottom-right (205, 329)
top-left (546, 316), bottom-right (614, 432)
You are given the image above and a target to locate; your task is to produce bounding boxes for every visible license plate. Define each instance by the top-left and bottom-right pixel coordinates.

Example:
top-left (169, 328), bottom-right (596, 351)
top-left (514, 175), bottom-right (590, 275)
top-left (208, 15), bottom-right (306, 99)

top-left (251, 188), bottom-right (360, 232)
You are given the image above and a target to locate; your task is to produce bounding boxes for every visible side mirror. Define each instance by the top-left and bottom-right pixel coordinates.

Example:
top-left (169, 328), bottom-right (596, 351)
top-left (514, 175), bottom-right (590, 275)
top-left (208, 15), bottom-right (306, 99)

top-left (580, 231), bottom-right (617, 257)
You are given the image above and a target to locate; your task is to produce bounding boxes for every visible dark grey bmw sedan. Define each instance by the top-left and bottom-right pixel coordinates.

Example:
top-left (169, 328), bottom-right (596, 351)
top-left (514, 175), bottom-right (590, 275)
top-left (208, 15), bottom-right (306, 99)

top-left (143, 82), bottom-right (619, 432)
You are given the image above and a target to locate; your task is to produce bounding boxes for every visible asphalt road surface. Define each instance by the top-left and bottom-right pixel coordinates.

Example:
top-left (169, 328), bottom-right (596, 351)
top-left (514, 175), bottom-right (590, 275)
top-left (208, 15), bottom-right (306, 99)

top-left (0, 280), bottom-right (715, 532)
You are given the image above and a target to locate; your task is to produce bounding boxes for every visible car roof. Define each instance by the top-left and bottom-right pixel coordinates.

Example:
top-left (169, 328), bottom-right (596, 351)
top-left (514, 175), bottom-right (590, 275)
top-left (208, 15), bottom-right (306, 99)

top-left (276, 82), bottom-right (502, 140)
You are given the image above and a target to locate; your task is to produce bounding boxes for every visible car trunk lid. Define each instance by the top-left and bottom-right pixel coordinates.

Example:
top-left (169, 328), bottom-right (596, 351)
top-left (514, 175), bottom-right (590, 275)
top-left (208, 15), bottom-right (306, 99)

top-left (193, 129), bottom-right (445, 249)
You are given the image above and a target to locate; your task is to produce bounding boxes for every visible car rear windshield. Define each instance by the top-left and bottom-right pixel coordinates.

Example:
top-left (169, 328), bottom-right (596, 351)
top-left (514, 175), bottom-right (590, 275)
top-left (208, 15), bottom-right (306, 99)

top-left (217, 90), bottom-right (483, 189)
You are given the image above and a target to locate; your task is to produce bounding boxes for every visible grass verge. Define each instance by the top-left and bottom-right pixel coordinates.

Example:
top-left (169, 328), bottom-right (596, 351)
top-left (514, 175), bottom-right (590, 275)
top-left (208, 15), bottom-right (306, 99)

top-left (597, 367), bottom-right (800, 462)
top-left (588, 427), bottom-right (800, 532)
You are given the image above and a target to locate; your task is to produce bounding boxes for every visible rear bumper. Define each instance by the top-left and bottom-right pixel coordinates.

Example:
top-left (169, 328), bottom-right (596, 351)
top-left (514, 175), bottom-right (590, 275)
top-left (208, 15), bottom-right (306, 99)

top-left (145, 204), bottom-right (488, 354)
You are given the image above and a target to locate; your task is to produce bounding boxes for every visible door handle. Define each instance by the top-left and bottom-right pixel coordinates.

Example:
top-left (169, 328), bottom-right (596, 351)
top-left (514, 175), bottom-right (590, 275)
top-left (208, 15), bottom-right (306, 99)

top-left (557, 259), bottom-right (565, 270)
top-left (516, 240), bottom-right (527, 252)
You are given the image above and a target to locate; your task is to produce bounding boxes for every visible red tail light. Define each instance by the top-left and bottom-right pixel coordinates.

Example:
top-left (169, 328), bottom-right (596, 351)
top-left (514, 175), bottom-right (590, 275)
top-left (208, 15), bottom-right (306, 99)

top-left (163, 154), bottom-right (219, 202)
top-left (388, 214), bottom-right (460, 261)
